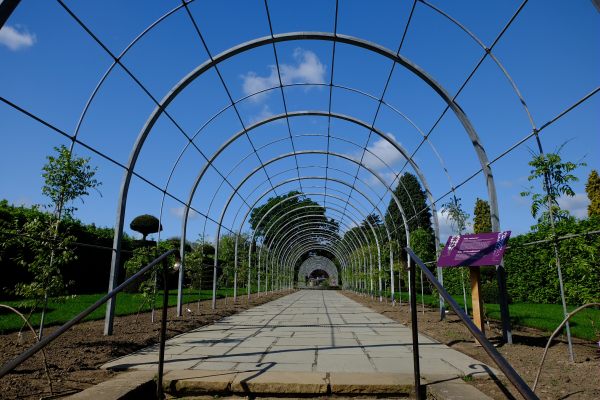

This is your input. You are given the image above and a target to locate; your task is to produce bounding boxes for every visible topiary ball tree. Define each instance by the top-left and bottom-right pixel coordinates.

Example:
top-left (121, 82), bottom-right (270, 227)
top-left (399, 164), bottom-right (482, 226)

top-left (130, 214), bottom-right (162, 241)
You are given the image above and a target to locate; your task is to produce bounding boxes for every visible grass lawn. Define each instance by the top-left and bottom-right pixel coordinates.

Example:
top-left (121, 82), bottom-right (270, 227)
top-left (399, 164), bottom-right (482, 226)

top-left (0, 287), bottom-right (249, 334)
top-left (379, 290), bottom-right (600, 341)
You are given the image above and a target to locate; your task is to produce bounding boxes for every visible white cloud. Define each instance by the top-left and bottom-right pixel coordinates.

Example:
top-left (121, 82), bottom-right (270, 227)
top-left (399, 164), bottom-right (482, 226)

top-left (170, 206), bottom-right (199, 220)
top-left (0, 25), bottom-right (36, 51)
top-left (361, 133), bottom-right (405, 171)
top-left (241, 48), bottom-right (326, 102)
top-left (433, 210), bottom-right (456, 244)
top-left (249, 104), bottom-right (274, 124)
top-left (558, 193), bottom-right (589, 219)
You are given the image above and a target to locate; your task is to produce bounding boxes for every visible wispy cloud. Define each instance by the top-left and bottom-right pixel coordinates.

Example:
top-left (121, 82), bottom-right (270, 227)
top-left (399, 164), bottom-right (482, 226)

top-left (558, 193), bottom-right (589, 219)
top-left (241, 48), bottom-right (326, 102)
top-left (0, 25), bottom-right (36, 51)
top-left (361, 133), bottom-right (405, 171)
top-left (249, 104), bottom-right (274, 124)
top-left (170, 206), bottom-right (199, 220)
top-left (434, 210), bottom-right (458, 244)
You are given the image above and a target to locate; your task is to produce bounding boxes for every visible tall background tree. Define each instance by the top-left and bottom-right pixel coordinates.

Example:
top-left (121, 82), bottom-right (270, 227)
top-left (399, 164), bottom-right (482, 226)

top-left (473, 198), bottom-right (492, 234)
top-left (585, 169), bottom-right (600, 217)
top-left (385, 173), bottom-right (435, 267)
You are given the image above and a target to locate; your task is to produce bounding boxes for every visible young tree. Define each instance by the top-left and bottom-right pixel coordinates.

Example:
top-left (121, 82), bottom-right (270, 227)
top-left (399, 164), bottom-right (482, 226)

top-left (520, 146), bottom-right (586, 225)
top-left (585, 169), bottom-right (600, 217)
top-left (441, 195), bottom-right (470, 313)
top-left (130, 214), bottom-right (162, 241)
top-left (520, 145), bottom-right (585, 362)
top-left (441, 195), bottom-right (470, 235)
top-left (26, 145), bottom-right (100, 338)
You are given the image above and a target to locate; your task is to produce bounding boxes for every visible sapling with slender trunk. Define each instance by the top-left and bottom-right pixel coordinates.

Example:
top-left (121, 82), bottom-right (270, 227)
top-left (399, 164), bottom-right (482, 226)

top-left (26, 144), bottom-right (100, 338)
top-left (521, 144), bottom-right (585, 362)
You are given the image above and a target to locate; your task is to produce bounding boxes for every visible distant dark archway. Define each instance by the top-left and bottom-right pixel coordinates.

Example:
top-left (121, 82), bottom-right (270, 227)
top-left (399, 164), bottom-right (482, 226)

top-left (298, 256), bottom-right (338, 286)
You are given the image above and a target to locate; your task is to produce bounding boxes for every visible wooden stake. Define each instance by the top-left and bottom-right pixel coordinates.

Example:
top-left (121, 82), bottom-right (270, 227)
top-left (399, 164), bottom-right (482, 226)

top-left (470, 267), bottom-right (485, 335)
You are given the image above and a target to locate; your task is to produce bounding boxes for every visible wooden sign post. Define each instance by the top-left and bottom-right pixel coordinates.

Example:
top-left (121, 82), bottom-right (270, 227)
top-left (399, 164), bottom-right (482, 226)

top-left (469, 267), bottom-right (484, 333)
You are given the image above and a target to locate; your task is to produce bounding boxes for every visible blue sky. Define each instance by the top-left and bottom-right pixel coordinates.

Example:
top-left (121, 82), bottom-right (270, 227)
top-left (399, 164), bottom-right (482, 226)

top-left (1, 0), bottom-right (598, 244)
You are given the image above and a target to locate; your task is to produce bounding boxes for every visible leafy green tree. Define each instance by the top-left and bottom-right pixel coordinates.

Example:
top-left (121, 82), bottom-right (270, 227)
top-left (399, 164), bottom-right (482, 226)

top-left (410, 228), bottom-right (435, 262)
top-left (473, 198), bottom-right (492, 234)
top-left (441, 195), bottom-right (470, 234)
top-left (42, 145), bottom-right (101, 218)
top-left (30, 145), bottom-right (100, 337)
top-left (585, 169), bottom-right (600, 217)
top-left (441, 195), bottom-right (470, 312)
top-left (250, 191), bottom-right (331, 243)
top-left (385, 173), bottom-right (435, 257)
top-left (11, 217), bottom-right (75, 303)
top-left (130, 214), bottom-right (162, 241)
top-left (520, 146), bottom-right (586, 225)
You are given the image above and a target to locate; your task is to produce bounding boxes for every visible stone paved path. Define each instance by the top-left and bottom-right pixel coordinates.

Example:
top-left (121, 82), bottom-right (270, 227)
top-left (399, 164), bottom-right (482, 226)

top-left (103, 290), bottom-right (496, 379)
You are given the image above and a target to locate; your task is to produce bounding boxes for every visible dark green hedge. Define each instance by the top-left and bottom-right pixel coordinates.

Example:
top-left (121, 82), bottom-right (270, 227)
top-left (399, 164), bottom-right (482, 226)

top-left (0, 200), bottom-right (135, 298)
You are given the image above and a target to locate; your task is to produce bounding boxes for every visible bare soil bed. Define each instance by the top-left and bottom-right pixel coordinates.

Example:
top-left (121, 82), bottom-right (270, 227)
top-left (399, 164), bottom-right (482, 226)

top-left (343, 291), bottom-right (600, 400)
top-left (0, 290), bottom-right (293, 399)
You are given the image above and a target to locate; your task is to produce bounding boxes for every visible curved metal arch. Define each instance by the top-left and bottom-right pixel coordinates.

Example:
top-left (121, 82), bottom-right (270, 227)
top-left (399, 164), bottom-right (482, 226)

top-left (268, 223), bottom-right (370, 291)
top-left (184, 111), bottom-right (438, 243)
top-left (257, 212), bottom-right (366, 290)
top-left (266, 221), bottom-right (361, 280)
top-left (207, 174), bottom-right (394, 309)
top-left (298, 256), bottom-right (338, 285)
top-left (198, 130), bottom-right (423, 247)
top-left (207, 151), bottom-right (407, 304)
top-left (230, 184), bottom-right (396, 300)
top-left (284, 238), bottom-right (367, 291)
top-left (107, 31), bottom-right (499, 333)
top-left (258, 205), bottom-right (384, 295)
top-left (276, 228), bottom-right (358, 282)
top-left (222, 175), bottom-right (405, 303)
top-left (266, 227), bottom-right (356, 290)
top-left (247, 191), bottom-right (391, 299)
top-left (263, 216), bottom-right (371, 280)
top-left (227, 168), bottom-right (402, 251)
top-left (216, 149), bottom-right (406, 247)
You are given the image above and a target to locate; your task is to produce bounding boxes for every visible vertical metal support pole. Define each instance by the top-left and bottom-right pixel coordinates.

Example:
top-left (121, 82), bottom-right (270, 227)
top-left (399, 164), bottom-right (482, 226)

top-left (496, 262), bottom-right (512, 344)
top-left (0, 0), bottom-right (21, 29)
top-left (409, 256), bottom-right (423, 399)
top-left (157, 259), bottom-right (169, 399)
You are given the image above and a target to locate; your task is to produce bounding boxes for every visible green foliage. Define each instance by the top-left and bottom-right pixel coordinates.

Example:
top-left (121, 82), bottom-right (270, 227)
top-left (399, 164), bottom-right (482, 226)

top-left (42, 145), bottom-right (101, 218)
top-left (520, 146), bottom-right (586, 225)
top-left (10, 217), bottom-right (75, 300)
top-left (586, 169), bottom-right (600, 217)
top-left (385, 173), bottom-right (435, 245)
top-left (250, 191), bottom-right (334, 244)
top-left (441, 195), bottom-right (470, 234)
top-left (130, 214), bottom-right (162, 241)
top-left (410, 228), bottom-right (435, 263)
top-left (503, 216), bottom-right (600, 304)
top-left (0, 200), bottom-right (134, 297)
top-left (473, 198), bottom-right (492, 234)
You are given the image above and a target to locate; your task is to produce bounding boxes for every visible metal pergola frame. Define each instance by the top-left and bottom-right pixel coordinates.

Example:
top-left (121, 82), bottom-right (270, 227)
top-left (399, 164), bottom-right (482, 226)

top-left (1, 1), bottom-right (598, 356)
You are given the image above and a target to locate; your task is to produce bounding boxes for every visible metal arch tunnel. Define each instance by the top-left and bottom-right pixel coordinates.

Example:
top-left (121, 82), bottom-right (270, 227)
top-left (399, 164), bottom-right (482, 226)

top-left (101, 31), bottom-right (511, 337)
top-left (298, 256), bottom-right (339, 286)
top-left (2, 3), bottom-right (594, 398)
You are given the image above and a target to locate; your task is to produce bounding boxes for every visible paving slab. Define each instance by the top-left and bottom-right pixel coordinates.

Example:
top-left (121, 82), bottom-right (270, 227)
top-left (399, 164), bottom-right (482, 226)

top-left (102, 290), bottom-right (500, 394)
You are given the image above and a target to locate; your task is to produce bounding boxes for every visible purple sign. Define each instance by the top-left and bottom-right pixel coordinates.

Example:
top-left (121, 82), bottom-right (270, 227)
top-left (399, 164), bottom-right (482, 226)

top-left (437, 231), bottom-right (511, 267)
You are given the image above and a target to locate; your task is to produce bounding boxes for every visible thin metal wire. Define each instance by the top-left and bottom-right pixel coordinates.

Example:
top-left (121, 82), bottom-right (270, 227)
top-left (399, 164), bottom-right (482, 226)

top-left (263, 0), bottom-right (304, 194)
top-left (338, 0), bottom-right (418, 228)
